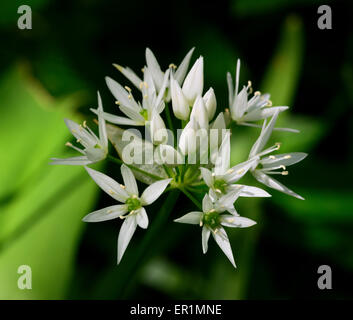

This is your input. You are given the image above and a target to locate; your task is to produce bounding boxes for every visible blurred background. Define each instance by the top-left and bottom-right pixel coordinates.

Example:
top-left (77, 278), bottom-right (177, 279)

top-left (0, 0), bottom-right (352, 299)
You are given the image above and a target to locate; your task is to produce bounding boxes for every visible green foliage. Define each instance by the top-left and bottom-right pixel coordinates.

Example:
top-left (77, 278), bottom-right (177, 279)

top-left (0, 65), bottom-right (99, 299)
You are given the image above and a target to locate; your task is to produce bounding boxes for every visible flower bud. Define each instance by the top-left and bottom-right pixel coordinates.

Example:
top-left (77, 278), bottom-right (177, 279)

top-left (178, 117), bottom-right (198, 156)
top-left (182, 56), bottom-right (204, 105)
top-left (203, 88), bottom-right (217, 121)
top-left (190, 96), bottom-right (209, 129)
top-left (170, 73), bottom-right (190, 120)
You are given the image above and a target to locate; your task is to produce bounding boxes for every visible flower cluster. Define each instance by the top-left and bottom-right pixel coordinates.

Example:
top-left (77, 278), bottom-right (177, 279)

top-left (51, 48), bottom-right (307, 267)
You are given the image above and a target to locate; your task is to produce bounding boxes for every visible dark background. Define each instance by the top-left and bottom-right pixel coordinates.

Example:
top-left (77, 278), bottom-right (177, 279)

top-left (0, 0), bottom-right (352, 299)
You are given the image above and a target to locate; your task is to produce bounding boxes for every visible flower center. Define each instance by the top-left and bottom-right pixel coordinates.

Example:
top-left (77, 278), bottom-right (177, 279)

top-left (213, 179), bottom-right (228, 194)
top-left (203, 210), bottom-right (220, 229)
top-left (140, 109), bottom-right (149, 121)
top-left (125, 197), bottom-right (141, 212)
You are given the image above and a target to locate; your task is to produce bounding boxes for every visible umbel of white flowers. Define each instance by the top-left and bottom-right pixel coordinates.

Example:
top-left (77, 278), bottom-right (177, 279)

top-left (51, 47), bottom-right (307, 267)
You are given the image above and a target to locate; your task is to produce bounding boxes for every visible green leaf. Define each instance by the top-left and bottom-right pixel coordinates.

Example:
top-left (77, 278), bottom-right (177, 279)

top-left (0, 65), bottom-right (99, 299)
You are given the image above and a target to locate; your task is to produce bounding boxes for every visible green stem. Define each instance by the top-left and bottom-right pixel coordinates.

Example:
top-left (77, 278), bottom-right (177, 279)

top-left (107, 155), bottom-right (163, 181)
top-left (179, 187), bottom-right (202, 210)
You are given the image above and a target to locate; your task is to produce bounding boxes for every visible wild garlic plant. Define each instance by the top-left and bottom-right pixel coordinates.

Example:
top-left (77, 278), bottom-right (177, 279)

top-left (51, 48), bottom-right (307, 268)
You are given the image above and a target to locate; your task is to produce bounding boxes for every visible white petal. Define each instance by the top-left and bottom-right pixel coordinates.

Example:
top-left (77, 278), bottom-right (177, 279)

top-left (203, 88), bottom-right (217, 121)
top-left (212, 227), bottom-right (236, 268)
top-left (140, 178), bottom-right (172, 205)
top-left (82, 205), bottom-right (128, 222)
top-left (249, 111), bottom-right (279, 158)
top-left (174, 211), bottom-right (203, 224)
top-left (226, 72), bottom-right (234, 107)
top-left (202, 194), bottom-right (213, 212)
top-left (174, 47), bottom-right (195, 85)
top-left (214, 131), bottom-right (230, 176)
top-left (218, 189), bottom-right (242, 209)
top-left (253, 170), bottom-right (304, 200)
top-left (119, 104), bottom-right (145, 123)
top-left (231, 86), bottom-right (248, 120)
top-left (202, 226), bottom-right (211, 254)
top-left (182, 56), bottom-right (204, 105)
top-left (105, 76), bottom-right (140, 111)
top-left (231, 185), bottom-right (271, 197)
top-left (90, 108), bottom-right (144, 126)
top-left (242, 106), bottom-right (288, 122)
top-left (50, 156), bottom-right (91, 166)
top-left (224, 157), bottom-right (258, 183)
top-left (145, 48), bottom-right (164, 91)
top-left (260, 152), bottom-right (308, 168)
top-left (121, 164), bottom-right (138, 196)
top-left (136, 207), bottom-right (149, 229)
top-left (200, 167), bottom-right (213, 188)
top-left (178, 117), bottom-right (198, 156)
top-left (85, 166), bottom-right (129, 202)
top-left (97, 92), bottom-right (108, 148)
top-left (211, 112), bottom-right (226, 130)
top-left (117, 216), bottom-right (137, 264)
top-left (64, 119), bottom-right (97, 147)
top-left (150, 113), bottom-right (167, 145)
top-left (113, 64), bottom-right (142, 89)
top-left (220, 215), bottom-right (256, 228)
top-left (155, 69), bottom-right (170, 108)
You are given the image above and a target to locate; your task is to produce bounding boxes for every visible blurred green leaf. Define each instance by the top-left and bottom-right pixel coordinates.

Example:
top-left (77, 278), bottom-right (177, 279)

top-left (0, 65), bottom-right (99, 299)
top-left (273, 189), bottom-right (353, 223)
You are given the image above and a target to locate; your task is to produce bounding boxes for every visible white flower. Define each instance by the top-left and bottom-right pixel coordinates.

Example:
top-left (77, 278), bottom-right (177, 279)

top-left (113, 47), bottom-right (195, 101)
top-left (249, 111), bottom-right (307, 200)
top-left (150, 112), bottom-right (168, 145)
top-left (227, 59), bottom-right (288, 125)
top-left (174, 192), bottom-right (256, 268)
top-left (182, 56), bottom-right (204, 105)
top-left (94, 68), bottom-right (170, 127)
top-left (82, 165), bottom-right (172, 264)
top-left (201, 132), bottom-right (271, 204)
top-left (51, 92), bottom-right (108, 166)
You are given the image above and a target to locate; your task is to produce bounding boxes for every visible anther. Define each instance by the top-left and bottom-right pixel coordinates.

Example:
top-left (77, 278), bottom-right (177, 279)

top-left (108, 190), bottom-right (115, 195)
top-left (83, 120), bottom-right (87, 128)
top-left (281, 171), bottom-right (289, 175)
top-left (236, 169), bottom-right (245, 175)
top-left (169, 63), bottom-right (177, 69)
top-left (115, 100), bottom-right (121, 105)
top-left (120, 184), bottom-right (126, 189)
top-left (254, 91), bottom-right (261, 96)
top-left (124, 86), bottom-right (132, 92)
top-left (269, 155), bottom-right (276, 159)
top-left (227, 168), bottom-right (234, 174)
top-left (284, 155), bottom-right (291, 159)
top-left (267, 100), bottom-right (273, 107)
top-left (280, 165), bottom-right (286, 170)
top-left (65, 142), bottom-right (73, 147)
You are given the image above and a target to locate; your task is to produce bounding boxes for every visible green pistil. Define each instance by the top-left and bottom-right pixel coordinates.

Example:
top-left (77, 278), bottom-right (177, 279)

top-left (203, 210), bottom-right (220, 229)
top-left (140, 109), bottom-right (149, 121)
top-left (125, 197), bottom-right (141, 212)
top-left (213, 179), bottom-right (228, 194)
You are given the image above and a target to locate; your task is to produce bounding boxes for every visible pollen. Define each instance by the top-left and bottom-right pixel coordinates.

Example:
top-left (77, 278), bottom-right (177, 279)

top-left (115, 100), bottom-right (121, 105)
top-left (169, 63), bottom-right (177, 69)
top-left (120, 184), bottom-right (126, 189)
top-left (113, 64), bottom-right (123, 72)
top-left (254, 91), bottom-right (261, 96)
